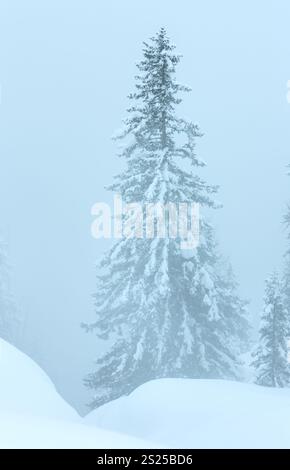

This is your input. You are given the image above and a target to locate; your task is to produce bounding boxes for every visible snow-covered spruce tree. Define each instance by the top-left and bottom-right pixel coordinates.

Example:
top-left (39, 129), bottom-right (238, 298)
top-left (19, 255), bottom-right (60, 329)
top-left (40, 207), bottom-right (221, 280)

top-left (283, 199), bottom-right (290, 320)
top-left (84, 29), bottom-right (249, 408)
top-left (281, 165), bottom-right (290, 340)
top-left (252, 272), bottom-right (290, 387)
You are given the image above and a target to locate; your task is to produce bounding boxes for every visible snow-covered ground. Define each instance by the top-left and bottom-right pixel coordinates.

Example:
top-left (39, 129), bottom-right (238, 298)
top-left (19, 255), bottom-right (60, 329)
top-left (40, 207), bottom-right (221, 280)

top-left (86, 378), bottom-right (290, 449)
top-left (0, 339), bottom-right (151, 449)
top-left (2, 337), bottom-right (290, 449)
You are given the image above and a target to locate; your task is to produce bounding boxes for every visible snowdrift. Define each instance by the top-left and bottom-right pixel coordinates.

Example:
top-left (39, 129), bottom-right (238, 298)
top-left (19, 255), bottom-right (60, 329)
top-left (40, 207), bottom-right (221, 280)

top-left (0, 339), bottom-right (151, 448)
top-left (86, 378), bottom-right (290, 449)
top-left (3, 336), bottom-right (290, 449)
top-left (0, 338), bottom-right (76, 420)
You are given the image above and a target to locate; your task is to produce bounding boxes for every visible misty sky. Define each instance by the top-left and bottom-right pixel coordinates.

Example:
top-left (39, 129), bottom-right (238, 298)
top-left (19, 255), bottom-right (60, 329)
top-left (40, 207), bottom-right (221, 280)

top-left (0, 0), bottom-right (290, 413)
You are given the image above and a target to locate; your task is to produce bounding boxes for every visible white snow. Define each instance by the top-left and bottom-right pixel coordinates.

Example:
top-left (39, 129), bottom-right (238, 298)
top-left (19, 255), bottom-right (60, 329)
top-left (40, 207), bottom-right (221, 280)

top-left (0, 338), bottom-right (75, 420)
top-left (0, 339), bottom-right (152, 449)
top-left (3, 337), bottom-right (290, 449)
top-left (86, 378), bottom-right (290, 449)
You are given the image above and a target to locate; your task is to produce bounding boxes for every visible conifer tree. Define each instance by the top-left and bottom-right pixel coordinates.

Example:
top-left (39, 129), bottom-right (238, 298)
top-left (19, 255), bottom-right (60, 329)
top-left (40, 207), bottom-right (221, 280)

top-left (84, 29), bottom-right (249, 408)
top-left (252, 272), bottom-right (290, 387)
top-left (283, 199), bottom-right (290, 319)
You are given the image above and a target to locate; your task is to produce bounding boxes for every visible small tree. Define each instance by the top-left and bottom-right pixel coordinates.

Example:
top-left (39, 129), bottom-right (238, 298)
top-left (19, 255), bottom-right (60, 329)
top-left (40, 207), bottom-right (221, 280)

top-left (283, 199), bottom-right (290, 326)
top-left (252, 272), bottom-right (290, 387)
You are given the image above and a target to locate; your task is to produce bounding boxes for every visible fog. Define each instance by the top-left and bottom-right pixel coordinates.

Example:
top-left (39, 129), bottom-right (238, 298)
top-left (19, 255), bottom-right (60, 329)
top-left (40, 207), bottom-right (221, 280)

top-left (0, 0), bottom-right (289, 414)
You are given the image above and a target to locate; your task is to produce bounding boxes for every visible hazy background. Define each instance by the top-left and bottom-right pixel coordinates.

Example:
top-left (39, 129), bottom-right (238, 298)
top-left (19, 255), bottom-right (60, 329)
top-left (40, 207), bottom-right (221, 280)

top-left (0, 0), bottom-right (289, 414)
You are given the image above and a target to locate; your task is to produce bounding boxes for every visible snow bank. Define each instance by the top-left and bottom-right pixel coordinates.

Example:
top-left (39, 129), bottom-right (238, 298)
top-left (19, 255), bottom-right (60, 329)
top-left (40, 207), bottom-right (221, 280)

top-left (0, 338), bottom-right (76, 420)
top-left (3, 337), bottom-right (290, 449)
top-left (86, 378), bottom-right (290, 449)
top-left (0, 339), bottom-right (151, 448)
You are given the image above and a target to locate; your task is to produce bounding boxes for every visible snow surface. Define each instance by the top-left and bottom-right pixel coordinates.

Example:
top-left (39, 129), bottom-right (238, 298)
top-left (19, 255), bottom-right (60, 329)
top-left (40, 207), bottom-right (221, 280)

top-left (86, 378), bottom-right (290, 449)
top-left (0, 339), bottom-right (151, 449)
top-left (3, 337), bottom-right (290, 449)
